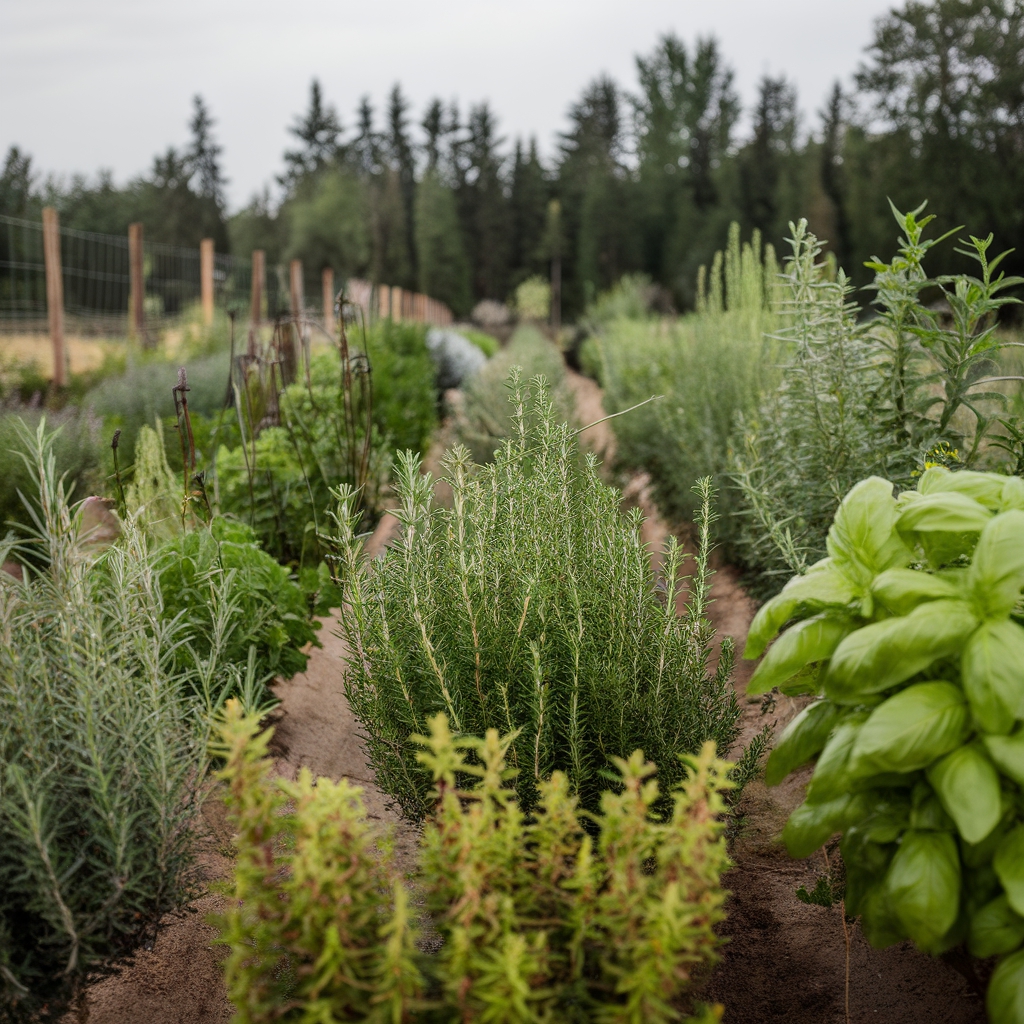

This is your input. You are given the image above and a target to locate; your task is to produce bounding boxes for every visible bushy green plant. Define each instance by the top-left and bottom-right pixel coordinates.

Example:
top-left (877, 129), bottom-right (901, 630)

top-left (746, 470), bottom-right (1024, 1022)
top-left (330, 375), bottom-right (740, 818)
top-left (459, 327), bottom-right (500, 358)
top-left (214, 700), bottom-right (731, 1024)
top-left (733, 205), bottom-right (1024, 588)
top-left (0, 402), bottom-right (103, 535)
top-left (0, 424), bottom-right (219, 1020)
top-left (590, 226), bottom-right (779, 529)
top-left (155, 516), bottom-right (325, 684)
top-left (455, 328), bottom-right (571, 463)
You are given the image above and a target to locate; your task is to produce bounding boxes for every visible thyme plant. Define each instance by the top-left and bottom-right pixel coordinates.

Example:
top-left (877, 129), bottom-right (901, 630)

top-left (214, 701), bottom-right (732, 1024)
top-left (331, 375), bottom-right (740, 817)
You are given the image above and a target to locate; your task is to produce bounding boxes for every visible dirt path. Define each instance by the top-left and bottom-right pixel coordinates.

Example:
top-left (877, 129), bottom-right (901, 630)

top-left (566, 368), bottom-right (985, 1024)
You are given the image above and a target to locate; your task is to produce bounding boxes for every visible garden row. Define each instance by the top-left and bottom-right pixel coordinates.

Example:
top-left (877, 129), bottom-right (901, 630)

top-left (4, 201), bottom-right (1024, 1022)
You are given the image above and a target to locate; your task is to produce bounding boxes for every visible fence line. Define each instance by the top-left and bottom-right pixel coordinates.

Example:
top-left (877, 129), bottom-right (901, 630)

top-left (0, 211), bottom-right (455, 376)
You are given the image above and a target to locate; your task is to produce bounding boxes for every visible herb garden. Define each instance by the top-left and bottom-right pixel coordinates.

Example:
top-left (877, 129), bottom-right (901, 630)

top-left (1, 195), bottom-right (1022, 1024)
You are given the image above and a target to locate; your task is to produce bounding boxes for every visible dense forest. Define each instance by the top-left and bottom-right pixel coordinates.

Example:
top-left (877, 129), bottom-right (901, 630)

top-left (2, 0), bottom-right (1022, 319)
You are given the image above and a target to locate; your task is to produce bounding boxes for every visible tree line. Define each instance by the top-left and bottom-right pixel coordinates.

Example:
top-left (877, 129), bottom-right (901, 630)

top-left (2, 0), bottom-right (1022, 320)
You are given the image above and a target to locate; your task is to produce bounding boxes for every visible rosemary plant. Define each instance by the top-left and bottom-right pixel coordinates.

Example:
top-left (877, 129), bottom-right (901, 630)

top-left (330, 375), bottom-right (740, 818)
top-left (0, 422), bottom-right (220, 1021)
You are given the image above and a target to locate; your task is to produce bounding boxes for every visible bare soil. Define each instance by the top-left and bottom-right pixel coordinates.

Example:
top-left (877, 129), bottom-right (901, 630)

top-left (71, 371), bottom-right (987, 1023)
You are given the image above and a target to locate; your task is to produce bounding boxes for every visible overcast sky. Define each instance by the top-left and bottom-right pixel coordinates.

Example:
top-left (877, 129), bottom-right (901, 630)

top-left (1, 0), bottom-right (898, 213)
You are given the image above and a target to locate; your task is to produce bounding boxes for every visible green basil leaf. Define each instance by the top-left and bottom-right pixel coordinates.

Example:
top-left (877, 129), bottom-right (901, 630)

top-left (962, 618), bottom-right (1024, 734)
top-left (806, 714), bottom-right (870, 804)
top-left (926, 744), bottom-right (1002, 844)
top-left (885, 830), bottom-right (961, 951)
top-left (968, 510), bottom-right (1024, 618)
top-left (747, 614), bottom-right (853, 696)
top-left (826, 600), bottom-right (978, 703)
top-left (783, 793), bottom-right (862, 859)
top-left (744, 564), bottom-right (858, 659)
top-left (969, 894), bottom-right (1024, 958)
top-left (909, 782), bottom-right (954, 832)
top-left (995, 825), bottom-right (1024, 917)
top-left (896, 491), bottom-right (993, 535)
top-left (870, 568), bottom-right (961, 617)
top-left (988, 948), bottom-right (1024, 1024)
top-left (859, 882), bottom-right (908, 949)
top-left (850, 681), bottom-right (969, 775)
top-left (917, 466), bottom-right (1010, 510)
top-left (1003, 476), bottom-right (1024, 512)
top-left (764, 700), bottom-right (847, 786)
top-left (985, 730), bottom-right (1024, 787)
top-left (826, 477), bottom-right (911, 588)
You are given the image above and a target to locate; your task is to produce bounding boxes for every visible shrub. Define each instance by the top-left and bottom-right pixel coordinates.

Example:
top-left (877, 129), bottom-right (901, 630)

top-left (0, 424), bottom-right (220, 1020)
top-left (589, 226), bottom-right (779, 531)
top-left (746, 470), bottom-right (1024, 1022)
top-left (330, 376), bottom-right (740, 818)
top-left (733, 206), bottom-right (1024, 589)
top-left (154, 516), bottom-right (326, 685)
top-left (214, 700), bottom-right (732, 1024)
top-left (0, 402), bottom-right (103, 535)
top-left (454, 327), bottom-right (572, 464)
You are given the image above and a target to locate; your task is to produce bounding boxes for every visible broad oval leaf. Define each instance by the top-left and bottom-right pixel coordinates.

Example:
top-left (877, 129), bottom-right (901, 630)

top-left (850, 681), bottom-right (969, 775)
top-left (969, 894), bottom-right (1024, 959)
top-left (805, 713), bottom-right (870, 804)
top-left (962, 619), bottom-right (1024, 734)
top-left (918, 466), bottom-right (1009, 510)
top-left (967, 510), bottom-right (1024, 618)
top-left (747, 614), bottom-right (853, 696)
top-left (870, 568), bottom-right (961, 618)
top-left (744, 565), bottom-right (858, 659)
top-left (783, 793), bottom-right (862, 859)
top-left (988, 948), bottom-right (1024, 1024)
top-left (984, 730), bottom-right (1024, 788)
top-left (826, 477), bottom-right (911, 588)
top-left (896, 491), bottom-right (993, 535)
top-left (825, 600), bottom-right (978, 704)
top-left (886, 830), bottom-right (961, 951)
top-left (926, 744), bottom-right (1002, 845)
top-left (995, 826), bottom-right (1024, 917)
top-left (764, 699), bottom-right (846, 786)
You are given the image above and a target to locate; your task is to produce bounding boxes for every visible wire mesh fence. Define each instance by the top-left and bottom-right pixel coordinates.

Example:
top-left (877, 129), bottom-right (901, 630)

top-left (0, 211), bottom-right (454, 342)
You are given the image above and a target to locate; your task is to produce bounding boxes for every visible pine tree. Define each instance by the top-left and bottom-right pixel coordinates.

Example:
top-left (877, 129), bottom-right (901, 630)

top-left (0, 146), bottom-right (33, 216)
top-left (187, 95), bottom-right (227, 208)
top-left (281, 80), bottom-right (343, 190)
top-left (819, 82), bottom-right (853, 271)
top-left (386, 84), bottom-right (417, 287)
top-left (508, 138), bottom-right (548, 285)
top-left (415, 168), bottom-right (471, 315)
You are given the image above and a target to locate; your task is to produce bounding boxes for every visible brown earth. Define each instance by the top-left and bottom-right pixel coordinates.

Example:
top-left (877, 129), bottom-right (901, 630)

top-left (70, 370), bottom-right (986, 1024)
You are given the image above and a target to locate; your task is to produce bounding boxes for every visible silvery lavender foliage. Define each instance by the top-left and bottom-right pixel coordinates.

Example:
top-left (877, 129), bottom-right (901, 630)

top-left (425, 328), bottom-right (488, 391)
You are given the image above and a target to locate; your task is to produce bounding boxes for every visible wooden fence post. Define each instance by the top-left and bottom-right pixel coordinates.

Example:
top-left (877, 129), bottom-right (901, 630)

top-left (128, 222), bottom-right (145, 343)
top-left (200, 238), bottom-right (215, 325)
top-left (250, 249), bottom-right (265, 327)
top-left (378, 285), bottom-right (390, 320)
top-left (391, 286), bottom-right (403, 322)
top-left (289, 259), bottom-right (304, 319)
top-left (41, 207), bottom-right (67, 387)
top-left (322, 267), bottom-right (335, 336)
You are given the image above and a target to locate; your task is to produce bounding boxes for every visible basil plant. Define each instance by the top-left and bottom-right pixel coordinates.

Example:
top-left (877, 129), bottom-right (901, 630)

top-left (747, 469), bottom-right (1024, 1021)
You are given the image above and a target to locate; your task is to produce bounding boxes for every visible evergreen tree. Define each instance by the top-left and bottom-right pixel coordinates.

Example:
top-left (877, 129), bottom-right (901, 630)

top-left (187, 95), bottom-right (227, 208)
top-left (556, 76), bottom-right (638, 313)
top-left (456, 103), bottom-right (511, 301)
top-left (351, 96), bottom-right (382, 177)
top-left (818, 82), bottom-right (853, 271)
top-left (415, 167), bottom-right (471, 315)
top-left (737, 75), bottom-right (800, 244)
top-left (0, 146), bottom-right (33, 216)
top-left (281, 80), bottom-right (343, 189)
top-left (386, 84), bottom-right (418, 286)
top-left (508, 138), bottom-right (549, 285)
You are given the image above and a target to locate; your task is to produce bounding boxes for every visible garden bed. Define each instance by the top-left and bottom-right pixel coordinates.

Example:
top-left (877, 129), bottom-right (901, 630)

top-left (64, 370), bottom-right (988, 1024)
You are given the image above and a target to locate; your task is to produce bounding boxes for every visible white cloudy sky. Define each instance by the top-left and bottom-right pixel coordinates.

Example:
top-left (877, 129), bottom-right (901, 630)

top-left (1, 0), bottom-right (898, 212)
